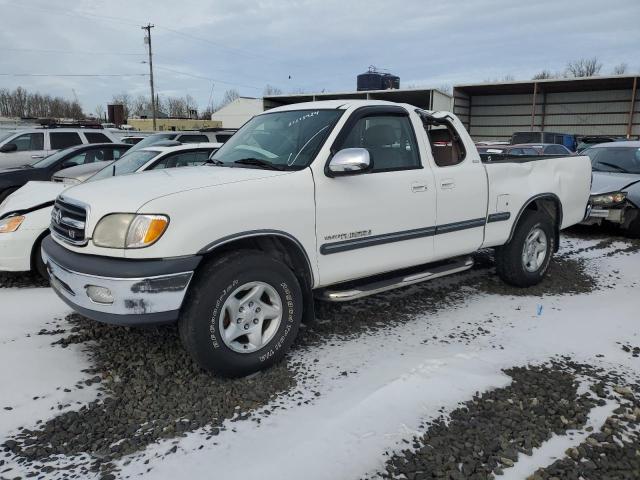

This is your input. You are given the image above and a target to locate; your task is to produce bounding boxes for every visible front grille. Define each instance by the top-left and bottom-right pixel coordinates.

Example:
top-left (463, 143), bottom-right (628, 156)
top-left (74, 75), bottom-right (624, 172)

top-left (51, 197), bottom-right (87, 245)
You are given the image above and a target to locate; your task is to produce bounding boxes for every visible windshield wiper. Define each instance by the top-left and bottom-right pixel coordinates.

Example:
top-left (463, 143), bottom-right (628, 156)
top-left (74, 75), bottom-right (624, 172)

top-left (207, 158), bottom-right (225, 166)
top-left (233, 158), bottom-right (286, 171)
top-left (596, 161), bottom-right (631, 173)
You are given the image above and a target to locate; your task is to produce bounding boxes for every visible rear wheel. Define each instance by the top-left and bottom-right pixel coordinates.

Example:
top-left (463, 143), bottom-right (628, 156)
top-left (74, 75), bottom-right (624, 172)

top-left (495, 210), bottom-right (555, 287)
top-left (179, 250), bottom-right (303, 377)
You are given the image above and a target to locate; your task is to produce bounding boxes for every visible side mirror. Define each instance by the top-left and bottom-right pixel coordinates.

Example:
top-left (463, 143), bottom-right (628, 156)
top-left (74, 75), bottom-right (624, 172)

top-left (0, 143), bottom-right (17, 153)
top-left (327, 148), bottom-right (371, 177)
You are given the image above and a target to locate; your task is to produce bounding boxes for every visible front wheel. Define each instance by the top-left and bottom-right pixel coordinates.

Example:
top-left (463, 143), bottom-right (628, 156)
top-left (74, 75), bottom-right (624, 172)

top-left (495, 210), bottom-right (555, 287)
top-left (179, 251), bottom-right (303, 377)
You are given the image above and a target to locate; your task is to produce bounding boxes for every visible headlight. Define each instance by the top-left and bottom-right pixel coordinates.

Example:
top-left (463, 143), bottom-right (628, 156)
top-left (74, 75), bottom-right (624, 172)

top-left (0, 215), bottom-right (25, 233)
top-left (590, 192), bottom-right (627, 206)
top-left (93, 214), bottom-right (169, 248)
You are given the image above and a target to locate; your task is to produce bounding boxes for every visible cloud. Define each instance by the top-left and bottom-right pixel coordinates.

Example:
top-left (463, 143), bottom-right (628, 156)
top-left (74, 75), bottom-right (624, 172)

top-left (0, 0), bottom-right (638, 113)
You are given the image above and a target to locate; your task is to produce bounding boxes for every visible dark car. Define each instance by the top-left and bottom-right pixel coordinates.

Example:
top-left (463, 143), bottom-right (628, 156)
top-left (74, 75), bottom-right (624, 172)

top-left (0, 143), bottom-right (130, 203)
top-left (477, 143), bottom-right (573, 157)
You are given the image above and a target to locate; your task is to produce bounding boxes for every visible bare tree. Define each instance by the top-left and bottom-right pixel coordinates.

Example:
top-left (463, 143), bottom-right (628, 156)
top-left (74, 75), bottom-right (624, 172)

top-left (131, 95), bottom-right (150, 117)
top-left (94, 104), bottom-right (105, 120)
top-left (565, 57), bottom-right (602, 77)
top-left (612, 63), bottom-right (628, 75)
top-left (214, 89), bottom-right (240, 111)
top-left (0, 87), bottom-right (85, 118)
top-left (532, 70), bottom-right (556, 80)
top-left (263, 84), bottom-right (283, 96)
top-left (111, 92), bottom-right (132, 120)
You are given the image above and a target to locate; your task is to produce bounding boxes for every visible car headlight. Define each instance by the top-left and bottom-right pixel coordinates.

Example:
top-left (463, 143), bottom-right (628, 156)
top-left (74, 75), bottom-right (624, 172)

top-left (590, 192), bottom-right (627, 206)
top-left (93, 213), bottom-right (169, 248)
top-left (0, 215), bottom-right (25, 233)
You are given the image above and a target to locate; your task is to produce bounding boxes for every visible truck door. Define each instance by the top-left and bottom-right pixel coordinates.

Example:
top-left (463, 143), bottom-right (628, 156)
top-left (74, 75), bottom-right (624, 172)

top-left (425, 114), bottom-right (488, 259)
top-left (313, 106), bottom-right (437, 286)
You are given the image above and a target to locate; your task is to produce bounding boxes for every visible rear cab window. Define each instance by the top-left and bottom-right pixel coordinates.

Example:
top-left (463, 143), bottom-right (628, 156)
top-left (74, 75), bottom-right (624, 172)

top-left (84, 132), bottom-right (112, 144)
top-left (178, 134), bottom-right (209, 143)
top-left (50, 132), bottom-right (83, 149)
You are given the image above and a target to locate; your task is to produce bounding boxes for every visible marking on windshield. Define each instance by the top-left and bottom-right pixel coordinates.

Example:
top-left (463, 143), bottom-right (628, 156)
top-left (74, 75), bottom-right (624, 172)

top-left (288, 111), bottom-right (319, 127)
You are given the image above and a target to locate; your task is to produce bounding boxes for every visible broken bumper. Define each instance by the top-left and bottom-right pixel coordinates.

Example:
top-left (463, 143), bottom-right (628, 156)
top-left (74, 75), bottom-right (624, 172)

top-left (41, 236), bottom-right (200, 326)
top-left (582, 207), bottom-right (624, 225)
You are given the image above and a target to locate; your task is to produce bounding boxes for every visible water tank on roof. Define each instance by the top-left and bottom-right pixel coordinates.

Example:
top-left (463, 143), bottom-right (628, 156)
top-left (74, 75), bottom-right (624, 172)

top-left (357, 66), bottom-right (400, 91)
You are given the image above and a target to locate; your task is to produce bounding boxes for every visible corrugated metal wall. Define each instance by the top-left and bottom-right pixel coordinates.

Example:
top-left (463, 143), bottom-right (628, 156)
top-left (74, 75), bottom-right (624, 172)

top-left (454, 78), bottom-right (639, 141)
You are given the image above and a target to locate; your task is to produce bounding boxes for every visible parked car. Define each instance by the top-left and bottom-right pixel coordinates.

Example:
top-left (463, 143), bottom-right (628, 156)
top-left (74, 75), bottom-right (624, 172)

top-left (477, 144), bottom-right (543, 156)
top-left (120, 136), bottom-right (147, 145)
top-left (0, 143), bottom-right (220, 277)
top-left (0, 143), bottom-right (130, 203)
top-left (576, 136), bottom-right (628, 153)
top-left (41, 100), bottom-right (592, 377)
top-left (0, 127), bottom-right (119, 168)
top-left (200, 128), bottom-right (237, 143)
top-left (478, 143), bottom-right (573, 161)
top-left (52, 162), bottom-right (116, 185)
top-left (581, 141), bottom-right (640, 236)
top-left (510, 131), bottom-right (577, 151)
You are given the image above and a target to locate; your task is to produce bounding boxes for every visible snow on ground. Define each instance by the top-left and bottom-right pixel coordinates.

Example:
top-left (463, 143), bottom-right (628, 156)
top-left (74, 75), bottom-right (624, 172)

top-left (0, 288), bottom-right (96, 433)
top-left (1, 234), bottom-right (639, 479)
top-left (117, 237), bottom-right (640, 480)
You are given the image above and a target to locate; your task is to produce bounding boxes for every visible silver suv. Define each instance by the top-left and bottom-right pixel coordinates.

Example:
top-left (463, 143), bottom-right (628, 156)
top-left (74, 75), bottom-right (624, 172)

top-left (0, 128), bottom-right (118, 168)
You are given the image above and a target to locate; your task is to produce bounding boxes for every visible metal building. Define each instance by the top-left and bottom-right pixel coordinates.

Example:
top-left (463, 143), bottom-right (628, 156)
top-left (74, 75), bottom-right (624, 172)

top-left (263, 88), bottom-right (452, 112)
top-left (453, 75), bottom-right (639, 141)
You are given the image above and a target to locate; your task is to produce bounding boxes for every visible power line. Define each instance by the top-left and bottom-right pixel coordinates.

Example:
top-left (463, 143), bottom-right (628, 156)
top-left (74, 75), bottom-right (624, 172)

top-left (0, 47), bottom-right (145, 57)
top-left (154, 65), bottom-right (262, 91)
top-left (0, 73), bottom-right (147, 78)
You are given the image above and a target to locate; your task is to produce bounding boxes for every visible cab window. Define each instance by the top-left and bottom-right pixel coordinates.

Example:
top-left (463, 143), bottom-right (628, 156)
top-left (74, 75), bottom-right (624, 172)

top-left (339, 115), bottom-right (420, 172)
top-left (426, 124), bottom-right (466, 167)
top-left (12, 132), bottom-right (44, 151)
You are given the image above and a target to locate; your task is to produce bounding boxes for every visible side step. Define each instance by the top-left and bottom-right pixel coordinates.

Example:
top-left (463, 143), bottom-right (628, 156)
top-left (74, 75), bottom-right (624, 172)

top-left (317, 257), bottom-right (474, 302)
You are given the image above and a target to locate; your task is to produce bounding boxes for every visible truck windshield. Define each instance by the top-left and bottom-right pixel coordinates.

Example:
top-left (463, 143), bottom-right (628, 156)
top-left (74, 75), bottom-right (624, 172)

top-left (87, 150), bottom-right (160, 181)
top-left (211, 109), bottom-right (343, 170)
top-left (584, 147), bottom-right (640, 174)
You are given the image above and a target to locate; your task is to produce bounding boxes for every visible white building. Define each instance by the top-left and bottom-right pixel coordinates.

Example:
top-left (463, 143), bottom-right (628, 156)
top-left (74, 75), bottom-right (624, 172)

top-left (210, 97), bottom-right (263, 128)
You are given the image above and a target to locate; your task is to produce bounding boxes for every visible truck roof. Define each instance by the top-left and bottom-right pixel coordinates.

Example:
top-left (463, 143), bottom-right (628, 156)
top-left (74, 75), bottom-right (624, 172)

top-left (266, 99), bottom-right (418, 113)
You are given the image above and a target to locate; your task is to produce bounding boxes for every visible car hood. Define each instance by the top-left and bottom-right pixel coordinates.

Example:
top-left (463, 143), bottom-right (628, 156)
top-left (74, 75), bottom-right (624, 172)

top-left (0, 181), bottom-right (67, 216)
top-left (591, 172), bottom-right (640, 195)
top-left (0, 165), bottom-right (32, 174)
top-left (53, 161), bottom-right (114, 181)
top-left (63, 165), bottom-right (293, 216)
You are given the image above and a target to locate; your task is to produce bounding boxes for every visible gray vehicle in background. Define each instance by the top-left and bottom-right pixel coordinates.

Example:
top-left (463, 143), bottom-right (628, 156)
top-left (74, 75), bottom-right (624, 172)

top-left (582, 141), bottom-right (640, 236)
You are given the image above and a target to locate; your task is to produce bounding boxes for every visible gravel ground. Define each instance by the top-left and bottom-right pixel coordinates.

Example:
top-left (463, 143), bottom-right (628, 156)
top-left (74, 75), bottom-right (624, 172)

top-left (1, 226), bottom-right (638, 479)
top-left (0, 271), bottom-right (48, 289)
top-left (371, 360), bottom-right (640, 480)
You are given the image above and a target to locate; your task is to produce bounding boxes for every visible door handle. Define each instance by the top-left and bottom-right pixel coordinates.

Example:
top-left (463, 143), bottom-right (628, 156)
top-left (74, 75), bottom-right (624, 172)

top-left (440, 179), bottom-right (455, 189)
top-left (411, 183), bottom-right (428, 193)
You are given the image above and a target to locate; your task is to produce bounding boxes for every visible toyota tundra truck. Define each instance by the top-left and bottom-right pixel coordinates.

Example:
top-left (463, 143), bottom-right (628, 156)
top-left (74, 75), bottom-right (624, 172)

top-left (41, 100), bottom-right (592, 377)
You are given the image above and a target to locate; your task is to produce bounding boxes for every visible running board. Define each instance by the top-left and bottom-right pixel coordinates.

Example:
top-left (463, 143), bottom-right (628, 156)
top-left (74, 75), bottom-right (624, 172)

top-left (318, 257), bottom-right (474, 302)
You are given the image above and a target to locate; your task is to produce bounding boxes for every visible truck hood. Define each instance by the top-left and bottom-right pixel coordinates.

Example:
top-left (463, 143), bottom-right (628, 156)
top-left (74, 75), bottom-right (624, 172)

top-left (0, 181), bottom-right (67, 216)
top-left (591, 171), bottom-right (640, 195)
top-left (62, 166), bottom-right (293, 217)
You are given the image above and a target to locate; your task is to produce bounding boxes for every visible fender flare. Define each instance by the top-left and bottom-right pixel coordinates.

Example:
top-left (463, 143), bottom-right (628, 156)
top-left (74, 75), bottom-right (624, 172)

top-left (507, 193), bottom-right (563, 247)
top-left (197, 229), bottom-right (315, 286)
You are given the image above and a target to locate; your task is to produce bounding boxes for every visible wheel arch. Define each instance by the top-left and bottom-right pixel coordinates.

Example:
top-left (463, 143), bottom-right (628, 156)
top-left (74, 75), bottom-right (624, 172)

top-left (30, 229), bottom-right (51, 272)
top-left (508, 193), bottom-right (563, 252)
top-left (197, 230), bottom-right (316, 322)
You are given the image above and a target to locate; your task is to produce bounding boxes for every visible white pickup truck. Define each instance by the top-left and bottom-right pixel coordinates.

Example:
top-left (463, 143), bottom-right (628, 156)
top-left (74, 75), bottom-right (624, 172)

top-left (42, 100), bottom-right (592, 377)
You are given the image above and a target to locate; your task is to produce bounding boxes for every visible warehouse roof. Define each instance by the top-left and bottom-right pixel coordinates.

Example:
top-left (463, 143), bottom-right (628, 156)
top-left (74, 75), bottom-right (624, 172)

top-left (455, 75), bottom-right (639, 95)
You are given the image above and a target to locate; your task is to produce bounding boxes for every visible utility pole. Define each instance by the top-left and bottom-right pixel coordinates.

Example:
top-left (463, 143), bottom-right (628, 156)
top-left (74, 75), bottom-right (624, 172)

top-left (142, 23), bottom-right (157, 131)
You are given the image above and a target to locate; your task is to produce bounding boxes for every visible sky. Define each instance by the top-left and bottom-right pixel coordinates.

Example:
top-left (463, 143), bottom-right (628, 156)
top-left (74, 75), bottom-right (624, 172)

top-left (0, 0), bottom-right (638, 115)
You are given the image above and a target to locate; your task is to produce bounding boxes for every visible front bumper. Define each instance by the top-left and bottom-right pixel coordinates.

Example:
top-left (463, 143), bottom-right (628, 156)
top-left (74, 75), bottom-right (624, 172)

top-left (581, 207), bottom-right (624, 225)
top-left (0, 228), bottom-right (41, 272)
top-left (41, 236), bottom-right (201, 326)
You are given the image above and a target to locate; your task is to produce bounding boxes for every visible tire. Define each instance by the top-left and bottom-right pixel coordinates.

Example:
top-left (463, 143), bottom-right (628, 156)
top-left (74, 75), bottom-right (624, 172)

top-left (495, 210), bottom-right (555, 287)
top-left (33, 235), bottom-right (49, 280)
top-left (0, 187), bottom-right (18, 205)
top-left (179, 250), bottom-right (303, 378)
